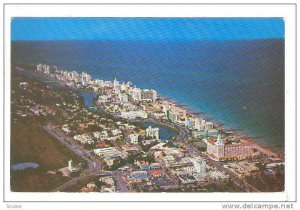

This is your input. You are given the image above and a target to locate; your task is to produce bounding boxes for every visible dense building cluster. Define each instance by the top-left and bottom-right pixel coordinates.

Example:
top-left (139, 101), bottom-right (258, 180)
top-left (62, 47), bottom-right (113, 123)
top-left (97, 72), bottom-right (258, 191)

top-left (19, 64), bottom-right (284, 192)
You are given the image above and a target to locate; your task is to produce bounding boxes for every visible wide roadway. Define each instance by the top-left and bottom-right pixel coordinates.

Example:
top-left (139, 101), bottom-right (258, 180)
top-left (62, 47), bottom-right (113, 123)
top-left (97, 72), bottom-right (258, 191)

top-left (43, 125), bottom-right (129, 192)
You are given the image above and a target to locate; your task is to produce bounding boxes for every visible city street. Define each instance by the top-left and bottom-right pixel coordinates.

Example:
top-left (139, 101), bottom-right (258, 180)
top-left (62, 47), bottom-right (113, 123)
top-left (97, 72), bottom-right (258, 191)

top-left (43, 125), bottom-right (129, 192)
top-left (44, 119), bottom-right (260, 193)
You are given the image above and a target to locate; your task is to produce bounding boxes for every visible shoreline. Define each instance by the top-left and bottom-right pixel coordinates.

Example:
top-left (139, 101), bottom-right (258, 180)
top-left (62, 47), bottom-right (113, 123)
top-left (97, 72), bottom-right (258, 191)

top-left (14, 64), bottom-right (284, 158)
top-left (161, 93), bottom-right (284, 156)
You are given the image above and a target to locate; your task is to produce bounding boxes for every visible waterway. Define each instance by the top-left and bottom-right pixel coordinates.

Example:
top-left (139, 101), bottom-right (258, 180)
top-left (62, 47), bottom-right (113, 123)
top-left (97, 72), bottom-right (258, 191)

top-left (80, 91), bottom-right (96, 108)
top-left (78, 90), bottom-right (178, 141)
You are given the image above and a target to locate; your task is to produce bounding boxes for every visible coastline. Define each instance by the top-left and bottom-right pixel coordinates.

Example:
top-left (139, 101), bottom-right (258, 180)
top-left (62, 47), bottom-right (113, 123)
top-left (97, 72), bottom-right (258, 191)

top-left (161, 93), bottom-right (284, 156)
top-left (14, 64), bottom-right (284, 158)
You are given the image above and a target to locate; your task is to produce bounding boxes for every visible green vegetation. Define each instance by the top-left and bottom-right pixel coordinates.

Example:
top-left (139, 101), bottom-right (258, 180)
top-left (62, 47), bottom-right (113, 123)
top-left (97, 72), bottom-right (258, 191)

top-left (11, 70), bottom-right (84, 192)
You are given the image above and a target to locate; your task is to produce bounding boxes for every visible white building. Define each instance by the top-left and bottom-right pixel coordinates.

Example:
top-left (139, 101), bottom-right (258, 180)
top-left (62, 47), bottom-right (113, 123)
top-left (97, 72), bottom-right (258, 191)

top-left (100, 131), bottom-right (109, 139)
top-left (208, 171), bottom-right (229, 180)
top-left (118, 93), bottom-right (128, 103)
top-left (194, 118), bottom-right (206, 131)
top-left (94, 147), bottom-right (120, 159)
top-left (207, 134), bottom-right (225, 159)
top-left (146, 126), bottom-right (159, 140)
top-left (129, 133), bottom-right (139, 144)
top-left (129, 87), bottom-right (142, 101)
top-left (19, 82), bottom-right (28, 89)
top-left (120, 110), bottom-right (148, 119)
top-left (87, 182), bottom-right (97, 189)
top-left (163, 155), bottom-right (176, 166)
top-left (99, 176), bottom-right (115, 186)
top-left (141, 89), bottom-right (157, 101)
top-left (81, 72), bottom-right (92, 84)
top-left (62, 124), bottom-right (71, 134)
top-left (94, 79), bottom-right (104, 86)
top-left (120, 82), bottom-right (130, 93)
top-left (113, 78), bottom-right (121, 94)
top-left (73, 134), bottom-right (94, 144)
top-left (192, 158), bottom-right (207, 174)
top-left (182, 166), bottom-right (196, 173)
top-left (207, 135), bottom-right (255, 161)
top-left (93, 131), bottom-right (101, 139)
top-left (71, 71), bottom-right (79, 80)
top-left (68, 159), bottom-right (80, 172)
top-left (98, 95), bottom-right (111, 103)
top-left (99, 176), bottom-right (116, 192)
top-left (111, 129), bottom-right (122, 136)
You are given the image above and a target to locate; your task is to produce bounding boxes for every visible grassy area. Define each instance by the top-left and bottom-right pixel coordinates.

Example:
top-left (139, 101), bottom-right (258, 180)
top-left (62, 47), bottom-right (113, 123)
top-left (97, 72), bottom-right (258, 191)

top-left (11, 118), bottom-right (83, 192)
top-left (10, 67), bottom-right (86, 192)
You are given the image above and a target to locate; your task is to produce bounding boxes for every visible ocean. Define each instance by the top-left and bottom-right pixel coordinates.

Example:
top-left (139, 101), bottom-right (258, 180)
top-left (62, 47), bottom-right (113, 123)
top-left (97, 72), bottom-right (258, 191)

top-left (11, 40), bottom-right (285, 150)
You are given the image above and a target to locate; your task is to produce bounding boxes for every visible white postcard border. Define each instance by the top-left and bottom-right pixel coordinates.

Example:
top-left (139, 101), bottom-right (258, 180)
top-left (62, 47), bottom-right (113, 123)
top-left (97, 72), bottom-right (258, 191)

top-left (3, 3), bottom-right (296, 202)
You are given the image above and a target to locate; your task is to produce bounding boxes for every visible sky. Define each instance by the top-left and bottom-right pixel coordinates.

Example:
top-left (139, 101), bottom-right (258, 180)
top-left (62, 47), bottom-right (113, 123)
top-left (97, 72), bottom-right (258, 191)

top-left (11, 18), bottom-right (284, 41)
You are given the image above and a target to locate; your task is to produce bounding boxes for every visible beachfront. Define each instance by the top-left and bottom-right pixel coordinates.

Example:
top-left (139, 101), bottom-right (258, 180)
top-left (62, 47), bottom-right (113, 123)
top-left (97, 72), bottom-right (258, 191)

top-left (10, 62), bottom-right (285, 193)
top-left (36, 63), bottom-right (282, 159)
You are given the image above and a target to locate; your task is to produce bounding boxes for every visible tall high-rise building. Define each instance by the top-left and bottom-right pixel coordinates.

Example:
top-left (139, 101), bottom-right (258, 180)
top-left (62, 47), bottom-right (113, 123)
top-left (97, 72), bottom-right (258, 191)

top-left (113, 78), bottom-right (121, 94)
top-left (146, 126), bottom-right (160, 140)
top-left (141, 89), bottom-right (157, 101)
top-left (166, 106), bottom-right (187, 122)
top-left (129, 88), bottom-right (142, 101)
top-left (215, 134), bottom-right (225, 158)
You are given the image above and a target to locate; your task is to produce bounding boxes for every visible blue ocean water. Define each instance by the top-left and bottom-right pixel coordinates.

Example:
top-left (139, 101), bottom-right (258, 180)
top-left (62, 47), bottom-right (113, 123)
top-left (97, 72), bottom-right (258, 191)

top-left (11, 40), bottom-right (284, 150)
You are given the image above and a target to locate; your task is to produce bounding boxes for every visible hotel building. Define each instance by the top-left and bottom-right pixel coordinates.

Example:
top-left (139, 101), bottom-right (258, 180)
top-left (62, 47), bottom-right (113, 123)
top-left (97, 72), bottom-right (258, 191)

top-left (146, 126), bottom-right (160, 140)
top-left (207, 135), bottom-right (255, 161)
top-left (141, 89), bottom-right (157, 101)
